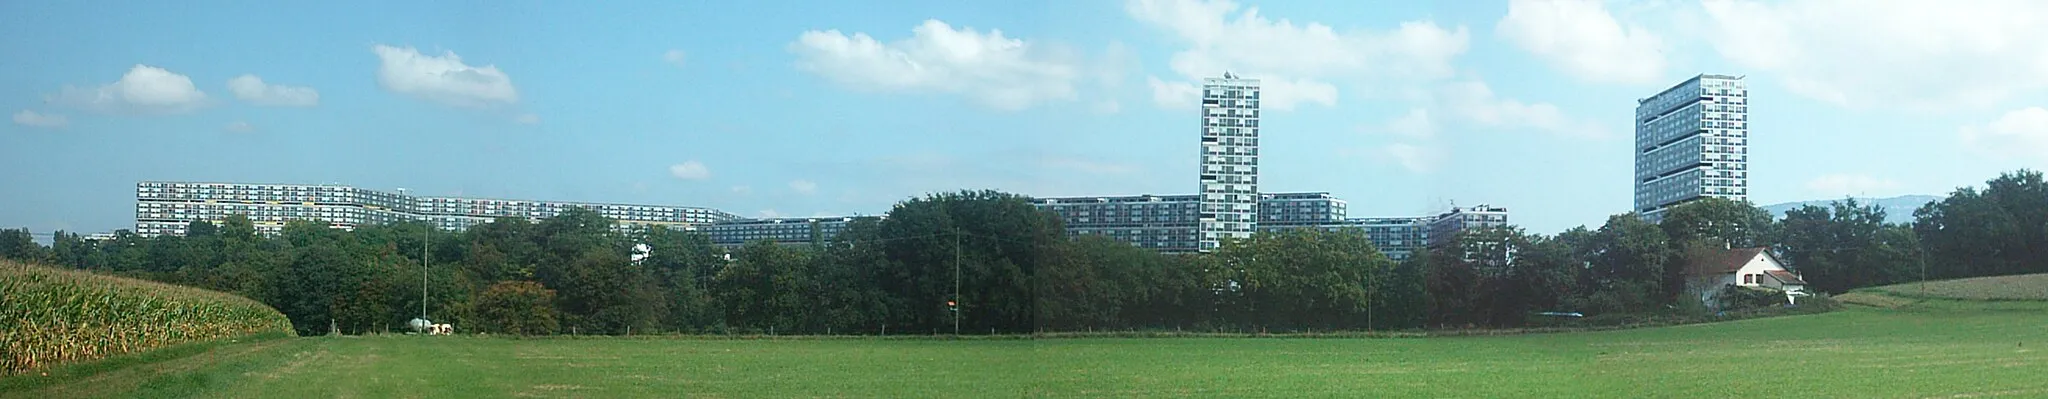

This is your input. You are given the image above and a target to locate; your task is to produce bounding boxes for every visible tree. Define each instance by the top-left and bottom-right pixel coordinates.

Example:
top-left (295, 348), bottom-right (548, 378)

top-left (1035, 235), bottom-right (1140, 331)
top-left (1584, 214), bottom-right (1676, 313)
top-left (473, 281), bottom-right (560, 335)
top-left (49, 231), bottom-right (92, 269)
top-left (1505, 230), bottom-right (1586, 319)
top-left (871, 190), bottom-right (1062, 334)
top-left (809, 219), bottom-right (895, 334)
top-left (186, 220), bottom-right (219, 238)
top-left (1372, 253), bottom-right (1428, 330)
top-left (547, 248), bottom-right (660, 335)
top-left (0, 229), bottom-right (50, 263)
top-left (269, 221), bottom-right (364, 335)
top-left (1212, 229), bottom-right (1385, 331)
top-left (1916, 170), bottom-right (2048, 279)
top-left (1659, 197), bottom-right (1775, 249)
top-left (715, 240), bottom-right (815, 333)
top-left (639, 226), bottom-right (725, 333)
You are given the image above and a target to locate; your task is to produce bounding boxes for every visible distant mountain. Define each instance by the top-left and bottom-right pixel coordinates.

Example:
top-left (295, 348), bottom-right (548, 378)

top-left (1759, 195), bottom-right (1943, 225)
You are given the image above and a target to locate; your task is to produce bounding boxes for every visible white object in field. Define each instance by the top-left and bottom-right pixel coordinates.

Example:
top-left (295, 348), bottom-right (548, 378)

top-left (430, 323), bottom-right (454, 335)
top-left (408, 318), bottom-right (433, 332)
top-left (632, 243), bottom-right (652, 263)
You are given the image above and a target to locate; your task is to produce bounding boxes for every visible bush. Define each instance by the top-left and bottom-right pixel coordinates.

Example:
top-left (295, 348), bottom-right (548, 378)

top-left (473, 281), bottom-right (560, 335)
top-left (0, 260), bottom-right (293, 375)
top-left (1717, 286), bottom-right (1790, 311)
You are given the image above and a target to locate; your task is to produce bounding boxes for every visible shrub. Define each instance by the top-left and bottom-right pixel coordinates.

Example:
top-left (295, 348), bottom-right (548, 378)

top-left (1717, 286), bottom-right (1789, 311)
top-left (0, 260), bottom-right (293, 375)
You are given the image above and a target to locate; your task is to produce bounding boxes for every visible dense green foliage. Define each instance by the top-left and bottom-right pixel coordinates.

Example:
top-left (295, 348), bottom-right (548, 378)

top-left (3, 169), bottom-right (2042, 334)
top-left (1914, 170), bottom-right (2048, 279)
top-left (8, 301), bottom-right (2046, 398)
top-left (0, 260), bottom-right (292, 375)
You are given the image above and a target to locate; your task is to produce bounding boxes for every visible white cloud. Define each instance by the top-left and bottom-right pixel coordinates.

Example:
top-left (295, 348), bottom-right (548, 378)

top-left (789, 180), bottom-right (818, 195)
top-left (1435, 80), bottom-right (1605, 138)
top-left (668, 161), bottom-right (711, 180)
top-left (12, 110), bottom-right (68, 128)
top-left (513, 114), bottom-right (540, 124)
top-left (372, 44), bottom-right (518, 108)
top-left (731, 186), bottom-right (752, 194)
top-left (223, 121), bottom-right (255, 133)
top-left (1700, 0), bottom-right (2048, 110)
top-left (226, 74), bottom-right (319, 107)
top-left (1805, 173), bottom-right (1904, 196)
top-left (1127, 0), bottom-right (1470, 110)
top-left (1383, 143), bottom-right (1442, 173)
top-left (48, 65), bottom-right (210, 115)
top-left (1960, 107), bottom-right (2048, 160)
top-left (663, 49), bottom-right (687, 67)
top-left (1496, 0), bottom-right (1667, 84)
top-left (1147, 77), bottom-right (1201, 109)
top-left (791, 19), bottom-right (1083, 111)
top-left (1363, 108), bottom-right (1436, 138)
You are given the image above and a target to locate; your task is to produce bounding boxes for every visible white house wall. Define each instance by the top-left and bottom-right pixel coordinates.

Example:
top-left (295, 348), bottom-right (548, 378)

top-left (1731, 253), bottom-right (1786, 288)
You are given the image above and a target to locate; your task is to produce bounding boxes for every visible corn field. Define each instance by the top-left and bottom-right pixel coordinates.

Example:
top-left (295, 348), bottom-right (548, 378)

top-left (0, 260), bottom-right (294, 375)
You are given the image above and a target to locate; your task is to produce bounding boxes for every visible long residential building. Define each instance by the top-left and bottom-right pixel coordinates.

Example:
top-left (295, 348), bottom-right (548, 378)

top-left (704, 216), bottom-right (876, 249)
top-left (1635, 74), bottom-right (1750, 222)
top-left (133, 181), bottom-right (739, 236)
top-left (1031, 191), bottom-right (1504, 261)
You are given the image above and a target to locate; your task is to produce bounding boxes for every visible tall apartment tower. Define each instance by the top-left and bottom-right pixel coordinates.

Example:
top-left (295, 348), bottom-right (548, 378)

top-left (1634, 74), bottom-right (1750, 222)
top-left (1197, 72), bottom-right (1261, 251)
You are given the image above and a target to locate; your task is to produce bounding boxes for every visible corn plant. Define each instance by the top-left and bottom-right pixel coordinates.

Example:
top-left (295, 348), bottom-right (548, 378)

top-left (1, 260), bottom-right (294, 375)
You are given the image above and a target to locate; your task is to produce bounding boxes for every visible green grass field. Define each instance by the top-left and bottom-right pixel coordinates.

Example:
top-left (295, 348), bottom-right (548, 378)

top-left (7, 298), bottom-right (2048, 398)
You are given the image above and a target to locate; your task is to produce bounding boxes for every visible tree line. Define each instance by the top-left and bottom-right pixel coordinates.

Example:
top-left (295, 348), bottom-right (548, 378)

top-left (2, 170), bottom-right (2044, 335)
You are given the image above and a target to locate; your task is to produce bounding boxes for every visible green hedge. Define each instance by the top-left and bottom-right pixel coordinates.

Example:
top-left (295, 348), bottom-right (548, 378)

top-left (0, 260), bottom-right (293, 375)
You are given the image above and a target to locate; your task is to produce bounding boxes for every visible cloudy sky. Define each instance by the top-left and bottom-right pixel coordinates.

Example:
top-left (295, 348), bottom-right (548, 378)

top-left (4, 0), bottom-right (2046, 236)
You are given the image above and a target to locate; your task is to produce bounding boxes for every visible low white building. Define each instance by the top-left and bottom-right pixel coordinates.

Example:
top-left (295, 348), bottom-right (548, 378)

top-left (1686, 247), bottom-right (1810, 306)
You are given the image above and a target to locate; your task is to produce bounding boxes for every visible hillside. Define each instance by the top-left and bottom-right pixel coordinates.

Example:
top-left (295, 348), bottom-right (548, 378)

top-left (0, 260), bottom-right (294, 375)
top-left (1760, 195), bottom-right (1941, 225)
top-left (1850, 273), bottom-right (2048, 302)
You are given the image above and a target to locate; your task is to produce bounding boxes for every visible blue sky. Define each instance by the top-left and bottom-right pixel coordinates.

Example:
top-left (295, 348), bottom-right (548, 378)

top-left (5, 0), bottom-right (2048, 236)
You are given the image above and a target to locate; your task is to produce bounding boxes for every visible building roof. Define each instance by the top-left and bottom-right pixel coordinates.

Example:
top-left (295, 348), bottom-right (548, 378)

top-left (1765, 270), bottom-right (1807, 285)
top-left (1690, 247), bottom-right (1768, 275)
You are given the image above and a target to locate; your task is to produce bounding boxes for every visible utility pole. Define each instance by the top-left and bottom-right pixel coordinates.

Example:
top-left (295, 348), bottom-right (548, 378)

top-left (953, 228), bottom-right (962, 336)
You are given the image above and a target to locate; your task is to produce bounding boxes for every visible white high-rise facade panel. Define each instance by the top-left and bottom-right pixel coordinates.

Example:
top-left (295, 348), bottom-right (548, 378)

top-left (1634, 74), bottom-right (1749, 222)
top-left (1198, 73), bottom-right (1260, 252)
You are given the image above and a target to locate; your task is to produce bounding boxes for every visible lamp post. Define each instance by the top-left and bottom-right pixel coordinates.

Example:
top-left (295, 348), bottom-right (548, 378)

top-left (953, 228), bottom-right (961, 336)
top-left (422, 220), bottom-right (429, 322)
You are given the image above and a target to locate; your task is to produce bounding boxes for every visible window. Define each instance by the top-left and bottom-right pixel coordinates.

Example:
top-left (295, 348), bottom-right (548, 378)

top-left (1743, 274), bottom-right (1754, 284)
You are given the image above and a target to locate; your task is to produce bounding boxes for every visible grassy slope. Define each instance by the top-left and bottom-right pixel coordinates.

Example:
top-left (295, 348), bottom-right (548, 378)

top-left (1859, 273), bottom-right (2048, 301)
top-left (7, 304), bottom-right (2048, 398)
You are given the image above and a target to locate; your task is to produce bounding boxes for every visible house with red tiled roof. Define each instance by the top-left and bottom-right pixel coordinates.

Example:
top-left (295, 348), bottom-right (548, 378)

top-left (1684, 247), bottom-right (1810, 306)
